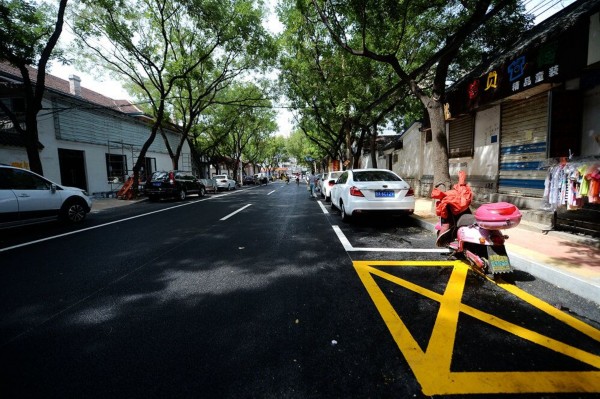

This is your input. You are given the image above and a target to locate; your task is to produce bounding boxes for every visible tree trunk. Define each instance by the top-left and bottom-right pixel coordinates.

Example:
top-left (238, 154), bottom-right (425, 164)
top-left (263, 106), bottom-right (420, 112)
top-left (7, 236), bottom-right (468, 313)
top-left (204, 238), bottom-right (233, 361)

top-left (131, 102), bottom-right (166, 196)
top-left (23, 108), bottom-right (43, 175)
top-left (370, 124), bottom-right (377, 168)
top-left (426, 100), bottom-right (452, 190)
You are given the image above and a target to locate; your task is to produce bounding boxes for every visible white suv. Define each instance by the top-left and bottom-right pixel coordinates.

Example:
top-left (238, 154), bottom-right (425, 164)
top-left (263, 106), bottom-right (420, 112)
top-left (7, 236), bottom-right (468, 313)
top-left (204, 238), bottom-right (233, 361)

top-left (0, 164), bottom-right (92, 228)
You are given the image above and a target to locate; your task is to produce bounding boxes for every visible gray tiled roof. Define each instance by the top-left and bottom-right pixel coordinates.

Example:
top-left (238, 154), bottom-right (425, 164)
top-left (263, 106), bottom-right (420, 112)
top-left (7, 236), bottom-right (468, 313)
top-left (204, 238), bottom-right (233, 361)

top-left (0, 62), bottom-right (143, 116)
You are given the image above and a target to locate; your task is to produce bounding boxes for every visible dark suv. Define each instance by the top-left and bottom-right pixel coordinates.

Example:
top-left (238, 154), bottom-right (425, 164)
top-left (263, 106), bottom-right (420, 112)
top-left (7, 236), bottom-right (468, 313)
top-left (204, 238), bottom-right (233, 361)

top-left (144, 170), bottom-right (206, 201)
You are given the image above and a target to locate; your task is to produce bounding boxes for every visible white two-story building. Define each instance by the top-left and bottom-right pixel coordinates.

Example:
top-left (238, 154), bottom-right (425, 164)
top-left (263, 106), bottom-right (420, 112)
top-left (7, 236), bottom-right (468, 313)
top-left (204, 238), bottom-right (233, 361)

top-left (0, 63), bottom-right (192, 197)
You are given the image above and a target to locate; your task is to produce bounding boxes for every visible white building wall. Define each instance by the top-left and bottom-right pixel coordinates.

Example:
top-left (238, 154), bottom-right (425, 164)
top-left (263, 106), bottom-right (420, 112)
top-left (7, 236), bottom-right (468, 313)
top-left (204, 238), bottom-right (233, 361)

top-left (392, 123), bottom-right (422, 179)
top-left (422, 132), bottom-right (434, 179)
top-left (0, 146), bottom-right (27, 168)
top-left (448, 105), bottom-right (500, 199)
top-left (0, 96), bottom-right (189, 196)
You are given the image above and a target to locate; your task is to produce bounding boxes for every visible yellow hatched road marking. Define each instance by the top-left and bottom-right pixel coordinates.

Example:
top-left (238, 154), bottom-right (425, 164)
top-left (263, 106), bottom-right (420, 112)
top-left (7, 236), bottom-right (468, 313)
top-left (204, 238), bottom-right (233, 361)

top-left (353, 260), bottom-right (600, 395)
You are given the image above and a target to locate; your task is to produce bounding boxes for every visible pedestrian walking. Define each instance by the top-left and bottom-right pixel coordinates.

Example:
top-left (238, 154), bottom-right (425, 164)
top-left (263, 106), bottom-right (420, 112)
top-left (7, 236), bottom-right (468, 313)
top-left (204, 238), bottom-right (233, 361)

top-left (308, 172), bottom-right (317, 198)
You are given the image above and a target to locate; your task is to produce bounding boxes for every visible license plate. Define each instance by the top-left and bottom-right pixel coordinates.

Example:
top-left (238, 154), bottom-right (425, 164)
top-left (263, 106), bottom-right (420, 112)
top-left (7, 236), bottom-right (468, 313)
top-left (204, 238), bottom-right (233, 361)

top-left (487, 246), bottom-right (511, 273)
top-left (375, 190), bottom-right (394, 198)
top-left (153, 182), bottom-right (162, 187)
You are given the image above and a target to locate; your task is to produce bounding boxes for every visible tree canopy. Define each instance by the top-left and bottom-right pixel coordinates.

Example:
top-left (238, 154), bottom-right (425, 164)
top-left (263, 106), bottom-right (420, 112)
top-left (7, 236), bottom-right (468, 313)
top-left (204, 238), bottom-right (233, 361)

top-left (0, 0), bottom-right (68, 175)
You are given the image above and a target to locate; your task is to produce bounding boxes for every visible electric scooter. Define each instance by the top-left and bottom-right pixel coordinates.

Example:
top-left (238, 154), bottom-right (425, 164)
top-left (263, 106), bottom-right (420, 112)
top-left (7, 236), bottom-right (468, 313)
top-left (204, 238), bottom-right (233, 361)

top-left (432, 173), bottom-right (522, 278)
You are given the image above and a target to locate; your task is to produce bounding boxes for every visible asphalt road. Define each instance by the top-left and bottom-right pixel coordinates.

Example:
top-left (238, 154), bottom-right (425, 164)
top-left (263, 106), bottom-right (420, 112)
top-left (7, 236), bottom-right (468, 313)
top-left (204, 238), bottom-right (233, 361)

top-left (1, 182), bottom-right (599, 398)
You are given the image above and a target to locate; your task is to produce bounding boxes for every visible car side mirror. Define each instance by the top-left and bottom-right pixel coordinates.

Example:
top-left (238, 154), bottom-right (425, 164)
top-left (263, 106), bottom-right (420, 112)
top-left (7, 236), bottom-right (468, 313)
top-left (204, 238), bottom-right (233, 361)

top-left (51, 183), bottom-right (57, 193)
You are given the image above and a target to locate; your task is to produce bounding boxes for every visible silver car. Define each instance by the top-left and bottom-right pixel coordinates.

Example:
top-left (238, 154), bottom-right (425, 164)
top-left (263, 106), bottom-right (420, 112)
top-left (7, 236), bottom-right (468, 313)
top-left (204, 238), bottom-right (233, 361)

top-left (0, 164), bottom-right (92, 228)
top-left (330, 168), bottom-right (415, 222)
top-left (213, 174), bottom-right (236, 190)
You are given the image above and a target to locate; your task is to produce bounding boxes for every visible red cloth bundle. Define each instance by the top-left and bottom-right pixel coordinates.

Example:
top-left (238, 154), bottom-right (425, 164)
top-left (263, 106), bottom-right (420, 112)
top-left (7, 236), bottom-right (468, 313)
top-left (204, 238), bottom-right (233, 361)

top-left (432, 171), bottom-right (473, 219)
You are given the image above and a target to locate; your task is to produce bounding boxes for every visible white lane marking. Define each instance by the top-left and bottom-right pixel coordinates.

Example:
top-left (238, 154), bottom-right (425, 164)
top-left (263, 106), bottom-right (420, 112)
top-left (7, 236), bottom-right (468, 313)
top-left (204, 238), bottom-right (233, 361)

top-left (332, 225), bottom-right (450, 253)
top-left (317, 200), bottom-right (328, 214)
top-left (220, 204), bottom-right (252, 221)
top-left (346, 247), bottom-right (449, 253)
top-left (0, 197), bottom-right (214, 253)
top-left (267, 190), bottom-right (276, 195)
top-left (332, 225), bottom-right (353, 251)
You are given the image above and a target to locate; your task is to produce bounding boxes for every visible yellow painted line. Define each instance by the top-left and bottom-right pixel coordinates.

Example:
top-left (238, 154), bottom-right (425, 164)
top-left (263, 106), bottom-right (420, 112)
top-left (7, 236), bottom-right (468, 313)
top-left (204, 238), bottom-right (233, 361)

top-left (498, 280), bottom-right (600, 342)
top-left (353, 260), bottom-right (600, 395)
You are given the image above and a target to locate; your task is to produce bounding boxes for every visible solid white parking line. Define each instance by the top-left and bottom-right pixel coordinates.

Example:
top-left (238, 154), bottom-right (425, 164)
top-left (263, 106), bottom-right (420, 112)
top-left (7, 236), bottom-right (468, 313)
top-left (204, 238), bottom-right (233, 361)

top-left (347, 247), bottom-right (450, 253)
top-left (332, 225), bottom-right (353, 251)
top-left (317, 200), bottom-right (329, 214)
top-left (267, 190), bottom-right (276, 195)
top-left (220, 204), bottom-right (252, 221)
top-left (332, 224), bottom-right (450, 253)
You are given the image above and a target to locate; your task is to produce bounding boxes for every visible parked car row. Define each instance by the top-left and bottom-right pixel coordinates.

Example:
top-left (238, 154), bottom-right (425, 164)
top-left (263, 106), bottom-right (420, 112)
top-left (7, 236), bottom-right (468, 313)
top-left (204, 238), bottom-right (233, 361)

top-left (241, 174), bottom-right (269, 185)
top-left (1, 163), bottom-right (414, 229)
top-left (320, 171), bottom-right (344, 202)
top-left (145, 171), bottom-right (241, 201)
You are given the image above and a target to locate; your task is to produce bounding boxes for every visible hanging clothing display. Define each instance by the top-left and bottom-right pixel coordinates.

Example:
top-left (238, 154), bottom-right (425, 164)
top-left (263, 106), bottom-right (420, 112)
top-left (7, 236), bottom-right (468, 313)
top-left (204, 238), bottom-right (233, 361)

top-left (544, 157), bottom-right (600, 210)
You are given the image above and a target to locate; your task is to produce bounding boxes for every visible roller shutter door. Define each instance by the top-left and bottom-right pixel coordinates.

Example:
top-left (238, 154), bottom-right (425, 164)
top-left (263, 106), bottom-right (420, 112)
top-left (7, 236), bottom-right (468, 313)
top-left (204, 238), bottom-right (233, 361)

top-left (448, 116), bottom-right (474, 158)
top-left (499, 93), bottom-right (548, 197)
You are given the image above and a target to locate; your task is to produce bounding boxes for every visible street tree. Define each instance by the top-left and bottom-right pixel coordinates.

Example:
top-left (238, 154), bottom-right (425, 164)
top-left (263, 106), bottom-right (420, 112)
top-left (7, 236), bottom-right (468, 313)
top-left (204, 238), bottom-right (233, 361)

top-left (286, 129), bottom-right (326, 171)
top-left (309, 0), bottom-right (532, 187)
top-left (196, 82), bottom-right (277, 182)
top-left (71, 0), bottom-right (274, 192)
top-left (0, 0), bottom-right (68, 175)
top-left (135, 0), bottom-right (276, 171)
top-left (277, 0), bottom-right (421, 169)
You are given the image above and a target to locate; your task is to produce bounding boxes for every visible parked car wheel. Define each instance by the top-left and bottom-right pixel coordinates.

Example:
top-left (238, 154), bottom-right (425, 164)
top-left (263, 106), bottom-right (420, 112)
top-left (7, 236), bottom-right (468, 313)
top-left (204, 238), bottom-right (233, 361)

top-left (340, 201), bottom-right (352, 223)
top-left (199, 187), bottom-right (206, 197)
top-left (61, 199), bottom-right (88, 223)
top-left (178, 189), bottom-right (187, 200)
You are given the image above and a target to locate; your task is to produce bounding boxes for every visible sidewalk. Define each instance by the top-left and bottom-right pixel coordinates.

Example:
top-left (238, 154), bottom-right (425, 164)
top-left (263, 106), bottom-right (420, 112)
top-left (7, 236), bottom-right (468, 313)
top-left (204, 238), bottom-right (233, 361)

top-left (411, 198), bottom-right (600, 306)
top-left (89, 196), bottom-right (600, 306)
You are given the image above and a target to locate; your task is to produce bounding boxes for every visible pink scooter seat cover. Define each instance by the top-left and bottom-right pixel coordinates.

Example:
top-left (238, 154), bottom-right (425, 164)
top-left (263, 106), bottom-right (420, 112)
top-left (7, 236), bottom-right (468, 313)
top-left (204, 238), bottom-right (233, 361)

top-left (474, 202), bottom-right (522, 230)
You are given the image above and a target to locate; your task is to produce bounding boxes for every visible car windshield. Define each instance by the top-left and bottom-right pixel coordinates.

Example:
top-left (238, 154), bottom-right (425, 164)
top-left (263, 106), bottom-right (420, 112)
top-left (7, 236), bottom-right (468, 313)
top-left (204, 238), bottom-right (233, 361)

top-left (151, 171), bottom-right (169, 180)
top-left (353, 170), bottom-right (402, 182)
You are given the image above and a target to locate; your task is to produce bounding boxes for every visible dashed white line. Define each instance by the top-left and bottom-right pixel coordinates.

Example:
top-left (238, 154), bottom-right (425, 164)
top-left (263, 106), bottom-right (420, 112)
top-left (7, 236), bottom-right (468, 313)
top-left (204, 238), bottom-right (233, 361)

top-left (220, 204), bottom-right (252, 221)
top-left (317, 200), bottom-right (329, 213)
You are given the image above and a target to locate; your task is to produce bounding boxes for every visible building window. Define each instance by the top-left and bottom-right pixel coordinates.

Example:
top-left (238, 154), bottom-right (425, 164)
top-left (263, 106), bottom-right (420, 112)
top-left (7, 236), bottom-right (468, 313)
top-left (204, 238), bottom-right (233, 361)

top-left (0, 97), bottom-right (26, 133)
top-left (106, 154), bottom-right (127, 183)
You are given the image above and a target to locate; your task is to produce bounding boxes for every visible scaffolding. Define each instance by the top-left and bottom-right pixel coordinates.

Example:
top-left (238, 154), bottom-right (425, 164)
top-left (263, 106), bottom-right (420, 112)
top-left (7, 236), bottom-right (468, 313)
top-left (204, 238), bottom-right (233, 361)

top-left (107, 140), bottom-right (139, 197)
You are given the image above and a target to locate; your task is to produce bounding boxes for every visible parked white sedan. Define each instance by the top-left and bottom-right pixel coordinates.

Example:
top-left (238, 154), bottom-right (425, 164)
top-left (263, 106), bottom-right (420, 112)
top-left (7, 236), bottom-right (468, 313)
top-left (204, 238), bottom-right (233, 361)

top-left (213, 174), bottom-right (236, 190)
top-left (320, 171), bottom-right (344, 202)
top-left (330, 169), bottom-right (415, 222)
